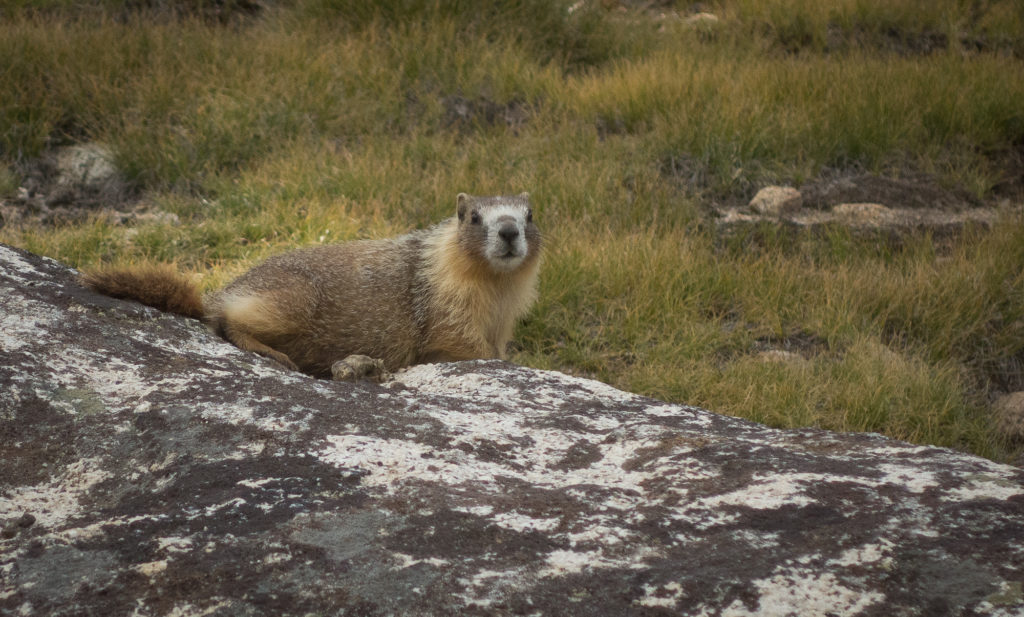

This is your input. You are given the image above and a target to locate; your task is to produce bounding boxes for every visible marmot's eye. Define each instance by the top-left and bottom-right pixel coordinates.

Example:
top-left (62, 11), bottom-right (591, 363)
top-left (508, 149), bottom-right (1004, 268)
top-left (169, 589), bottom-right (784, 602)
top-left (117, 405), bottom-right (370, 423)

top-left (470, 212), bottom-right (481, 225)
top-left (526, 209), bottom-right (533, 223)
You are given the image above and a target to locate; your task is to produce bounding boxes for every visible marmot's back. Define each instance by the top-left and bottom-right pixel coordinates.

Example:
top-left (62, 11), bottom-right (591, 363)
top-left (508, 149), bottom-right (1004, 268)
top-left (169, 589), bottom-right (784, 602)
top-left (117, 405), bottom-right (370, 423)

top-left (205, 236), bottom-right (427, 376)
top-left (83, 193), bottom-right (541, 379)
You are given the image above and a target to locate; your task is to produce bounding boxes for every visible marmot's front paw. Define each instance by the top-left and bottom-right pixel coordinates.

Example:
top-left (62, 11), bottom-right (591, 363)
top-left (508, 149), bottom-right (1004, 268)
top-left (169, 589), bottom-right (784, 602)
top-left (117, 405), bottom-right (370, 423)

top-left (331, 355), bottom-right (389, 383)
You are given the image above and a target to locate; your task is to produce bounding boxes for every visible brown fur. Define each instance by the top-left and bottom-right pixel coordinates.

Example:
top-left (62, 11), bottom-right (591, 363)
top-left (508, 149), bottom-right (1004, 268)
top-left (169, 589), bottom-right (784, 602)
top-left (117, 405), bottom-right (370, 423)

top-left (81, 193), bottom-right (542, 378)
top-left (81, 264), bottom-right (203, 318)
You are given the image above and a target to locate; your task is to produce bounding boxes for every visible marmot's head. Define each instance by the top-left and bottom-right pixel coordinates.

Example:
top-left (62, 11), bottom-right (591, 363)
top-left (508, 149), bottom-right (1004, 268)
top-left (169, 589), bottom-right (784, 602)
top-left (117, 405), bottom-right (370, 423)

top-left (456, 193), bottom-right (541, 273)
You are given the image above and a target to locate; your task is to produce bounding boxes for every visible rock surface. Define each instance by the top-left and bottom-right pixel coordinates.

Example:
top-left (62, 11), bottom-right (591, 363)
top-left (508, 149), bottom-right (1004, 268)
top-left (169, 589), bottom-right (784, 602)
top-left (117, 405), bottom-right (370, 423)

top-left (2, 241), bottom-right (1024, 616)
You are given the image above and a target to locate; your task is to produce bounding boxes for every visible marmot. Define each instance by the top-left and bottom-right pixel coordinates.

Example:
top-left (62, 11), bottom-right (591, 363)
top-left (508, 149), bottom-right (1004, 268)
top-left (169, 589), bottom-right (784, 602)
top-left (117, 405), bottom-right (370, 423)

top-left (83, 193), bottom-right (542, 379)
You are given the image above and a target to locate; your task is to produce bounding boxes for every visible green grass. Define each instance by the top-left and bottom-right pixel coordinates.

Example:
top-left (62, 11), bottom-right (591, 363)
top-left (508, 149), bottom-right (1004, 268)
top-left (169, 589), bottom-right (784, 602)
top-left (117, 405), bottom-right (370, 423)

top-left (514, 223), bottom-right (1023, 460)
top-left (2, 0), bottom-right (1023, 462)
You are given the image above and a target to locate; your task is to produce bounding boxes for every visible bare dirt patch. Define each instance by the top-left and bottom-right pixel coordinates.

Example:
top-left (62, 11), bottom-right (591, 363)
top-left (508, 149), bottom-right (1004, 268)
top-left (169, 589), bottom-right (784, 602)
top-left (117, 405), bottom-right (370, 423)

top-left (1, 144), bottom-right (176, 228)
top-left (800, 172), bottom-right (981, 211)
top-left (441, 95), bottom-right (530, 133)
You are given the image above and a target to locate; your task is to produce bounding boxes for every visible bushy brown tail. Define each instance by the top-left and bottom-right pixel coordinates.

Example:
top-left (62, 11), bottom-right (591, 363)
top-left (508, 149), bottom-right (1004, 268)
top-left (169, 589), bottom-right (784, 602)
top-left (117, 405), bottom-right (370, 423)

top-left (80, 264), bottom-right (204, 319)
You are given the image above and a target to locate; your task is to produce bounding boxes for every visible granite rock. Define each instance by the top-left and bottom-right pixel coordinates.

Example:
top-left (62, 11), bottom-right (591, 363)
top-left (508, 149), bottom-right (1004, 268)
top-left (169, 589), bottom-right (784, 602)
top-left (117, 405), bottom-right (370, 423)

top-left (1, 242), bottom-right (1023, 616)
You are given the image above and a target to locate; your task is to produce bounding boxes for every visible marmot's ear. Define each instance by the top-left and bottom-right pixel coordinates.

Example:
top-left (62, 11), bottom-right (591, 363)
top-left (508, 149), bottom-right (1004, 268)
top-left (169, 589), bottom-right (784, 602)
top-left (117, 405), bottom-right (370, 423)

top-left (457, 193), bottom-right (471, 221)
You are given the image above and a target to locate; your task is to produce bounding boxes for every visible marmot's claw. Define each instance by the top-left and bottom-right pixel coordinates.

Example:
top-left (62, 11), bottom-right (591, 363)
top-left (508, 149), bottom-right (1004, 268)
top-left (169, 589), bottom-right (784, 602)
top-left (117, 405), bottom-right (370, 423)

top-left (331, 355), bottom-right (389, 383)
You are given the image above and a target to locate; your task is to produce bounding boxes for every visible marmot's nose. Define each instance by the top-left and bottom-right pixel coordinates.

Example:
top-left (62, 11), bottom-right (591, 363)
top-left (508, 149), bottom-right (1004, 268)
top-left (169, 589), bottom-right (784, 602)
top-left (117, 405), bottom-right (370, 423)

top-left (498, 224), bottom-right (520, 244)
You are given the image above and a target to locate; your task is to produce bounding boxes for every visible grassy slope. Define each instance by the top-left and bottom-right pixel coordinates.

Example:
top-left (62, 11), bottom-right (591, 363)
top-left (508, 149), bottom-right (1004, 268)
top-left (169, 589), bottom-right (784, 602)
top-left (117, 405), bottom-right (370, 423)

top-left (2, 0), bottom-right (1023, 461)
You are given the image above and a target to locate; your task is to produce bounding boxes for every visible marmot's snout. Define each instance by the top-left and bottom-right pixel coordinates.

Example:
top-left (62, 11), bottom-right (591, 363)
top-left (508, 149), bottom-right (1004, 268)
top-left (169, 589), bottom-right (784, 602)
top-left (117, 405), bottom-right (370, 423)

top-left (498, 221), bottom-right (520, 244)
top-left (496, 218), bottom-right (525, 255)
top-left (488, 215), bottom-right (529, 269)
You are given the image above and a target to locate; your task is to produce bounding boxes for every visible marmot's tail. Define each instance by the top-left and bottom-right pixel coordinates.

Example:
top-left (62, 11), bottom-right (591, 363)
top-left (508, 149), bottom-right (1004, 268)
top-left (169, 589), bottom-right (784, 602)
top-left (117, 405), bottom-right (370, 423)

top-left (81, 264), bottom-right (204, 319)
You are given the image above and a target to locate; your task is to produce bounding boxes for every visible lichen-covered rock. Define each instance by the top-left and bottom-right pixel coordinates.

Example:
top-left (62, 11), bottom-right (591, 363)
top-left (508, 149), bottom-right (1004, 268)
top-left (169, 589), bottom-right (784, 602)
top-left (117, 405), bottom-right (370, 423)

top-left (2, 242), bottom-right (1023, 616)
top-left (52, 143), bottom-right (120, 190)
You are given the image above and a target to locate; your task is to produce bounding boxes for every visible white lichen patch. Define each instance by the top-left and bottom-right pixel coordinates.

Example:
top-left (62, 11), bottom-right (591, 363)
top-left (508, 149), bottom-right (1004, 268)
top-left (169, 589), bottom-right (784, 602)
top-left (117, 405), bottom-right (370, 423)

top-left (319, 435), bottom-right (452, 489)
top-left (561, 413), bottom-right (624, 432)
top-left (644, 403), bottom-right (713, 425)
top-left (554, 371), bottom-right (652, 405)
top-left (237, 478), bottom-right (277, 489)
top-left (35, 514), bottom-right (174, 547)
top-left (55, 522), bottom-right (109, 543)
top-left (389, 552), bottom-right (450, 569)
top-left (636, 582), bottom-right (685, 608)
top-left (133, 560), bottom-right (168, 577)
top-left (396, 368), bottom-right (511, 400)
top-left (157, 536), bottom-right (196, 554)
top-left (671, 508), bottom-right (742, 531)
top-left (489, 511), bottom-right (561, 533)
top-left (0, 294), bottom-right (58, 353)
top-left (0, 244), bottom-right (59, 286)
top-left (394, 362), bottom-right (651, 408)
top-left (694, 473), bottom-right (823, 510)
top-left (537, 549), bottom-right (606, 577)
top-left (943, 473), bottom-right (1024, 502)
top-left (454, 505), bottom-right (494, 517)
top-left (320, 418), bottom-right (711, 577)
top-left (0, 458), bottom-right (110, 529)
top-left (263, 552), bottom-right (293, 565)
top-left (320, 423), bottom-right (667, 500)
top-left (715, 570), bottom-right (884, 617)
top-left (876, 464), bottom-right (940, 493)
top-left (564, 520), bottom-right (638, 547)
top-left (199, 497), bottom-right (247, 518)
top-left (163, 600), bottom-right (231, 617)
top-left (829, 539), bottom-right (896, 568)
top-left (54, 352), bottom-right (171, 403)
top-left (455, 567), bottom-right (529, 608)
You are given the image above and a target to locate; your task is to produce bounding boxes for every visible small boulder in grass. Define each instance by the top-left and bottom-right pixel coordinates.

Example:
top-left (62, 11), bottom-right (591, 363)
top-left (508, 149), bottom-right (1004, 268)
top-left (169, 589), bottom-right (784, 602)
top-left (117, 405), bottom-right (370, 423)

top-left (832, 202), bottom-right (898, 226)
top-left (749, 186), bottom-right (803, 215)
